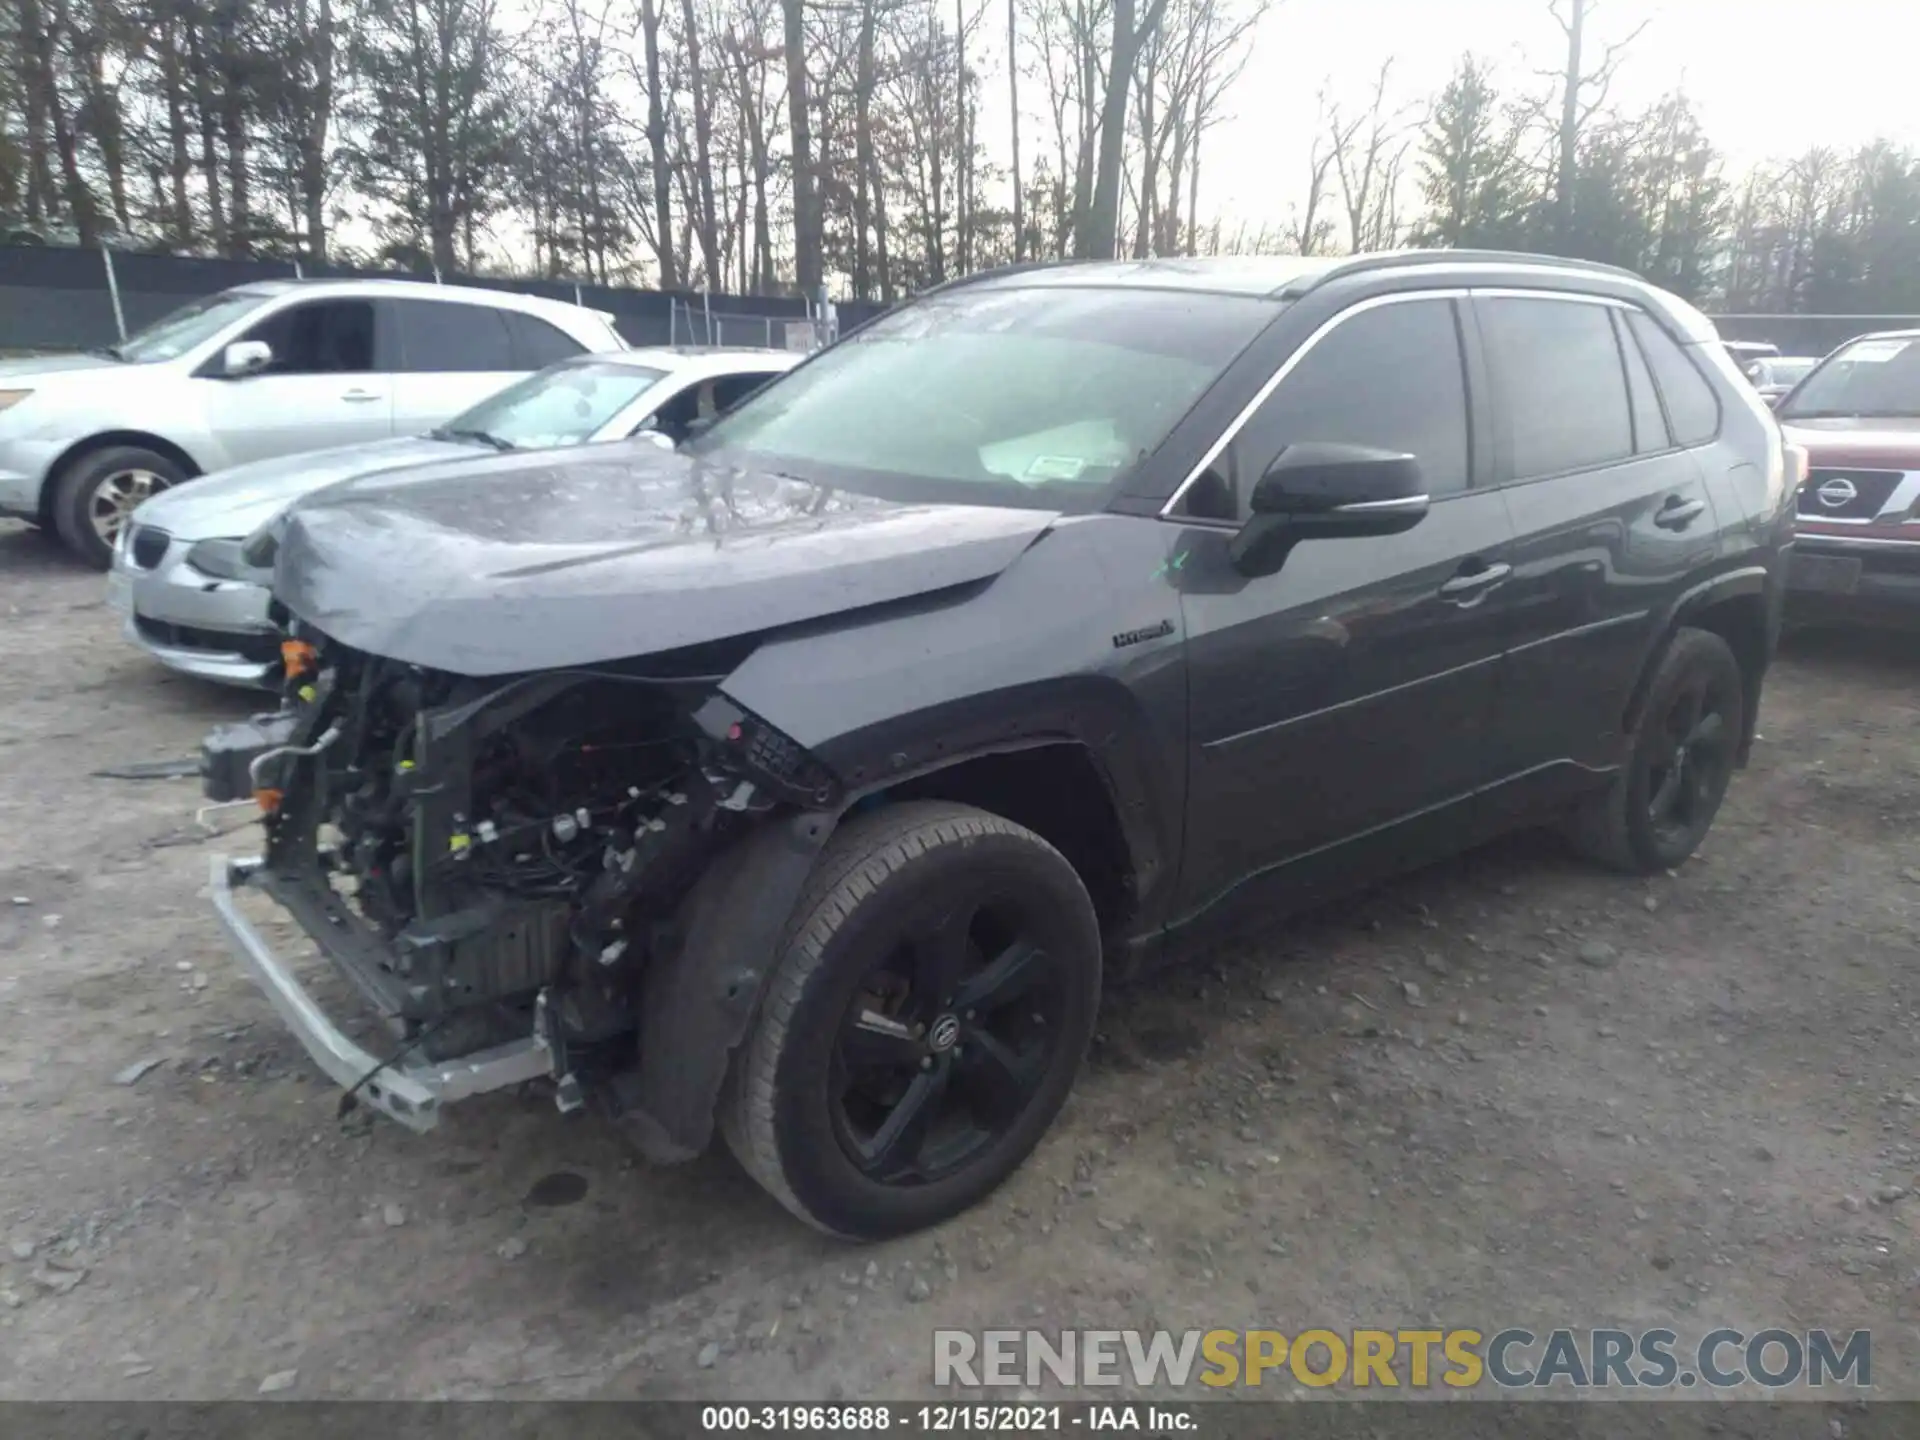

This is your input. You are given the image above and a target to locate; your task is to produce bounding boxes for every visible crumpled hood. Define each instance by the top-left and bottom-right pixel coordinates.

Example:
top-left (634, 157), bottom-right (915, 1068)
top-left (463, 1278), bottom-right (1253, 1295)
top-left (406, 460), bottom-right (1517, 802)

top-left (132, 435), bottom-right (469, 542)
top-left (273, 439), bottom-right (1060, 675)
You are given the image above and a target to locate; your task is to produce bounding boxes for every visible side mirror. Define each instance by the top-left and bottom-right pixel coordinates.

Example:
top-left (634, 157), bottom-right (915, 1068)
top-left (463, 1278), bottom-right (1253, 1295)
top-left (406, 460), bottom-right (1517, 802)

top-left (1231, 442), bottom-right (1429, 577)
top-left (221, 339), bottom-right (272, 378)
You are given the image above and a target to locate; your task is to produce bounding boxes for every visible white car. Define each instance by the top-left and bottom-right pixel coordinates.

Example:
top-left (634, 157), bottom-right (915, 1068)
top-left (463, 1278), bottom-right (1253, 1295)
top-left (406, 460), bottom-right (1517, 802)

top-left (0, 278), bottom-right (627, 566)
top-left (1742, 355), bottom-right (1819, 406)
top-left (108, 347), bottom-right (802, 687)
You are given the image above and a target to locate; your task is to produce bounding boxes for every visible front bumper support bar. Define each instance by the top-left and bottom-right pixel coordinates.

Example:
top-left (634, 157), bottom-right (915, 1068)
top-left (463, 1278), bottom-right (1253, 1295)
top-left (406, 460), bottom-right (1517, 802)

top-left (209, 855), bottom-right (554, 1132)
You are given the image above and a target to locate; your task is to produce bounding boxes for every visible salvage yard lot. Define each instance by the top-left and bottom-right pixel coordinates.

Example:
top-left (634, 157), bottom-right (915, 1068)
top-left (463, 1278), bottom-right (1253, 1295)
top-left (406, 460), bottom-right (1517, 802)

top-left (2, 516), bottom-right (1918, 1401)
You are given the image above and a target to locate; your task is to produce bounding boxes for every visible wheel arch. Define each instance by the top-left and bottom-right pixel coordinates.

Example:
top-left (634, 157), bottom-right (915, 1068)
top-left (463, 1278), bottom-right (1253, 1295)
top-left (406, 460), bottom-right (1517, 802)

top-left (855, 739), bottom-right (1139, 944)
top-left (41, 431), bottom-right (205, 523)
top-left (614, 724), bottom-right (1157, 1165)
top-left (1623, 565), bottom-right (1774, 766)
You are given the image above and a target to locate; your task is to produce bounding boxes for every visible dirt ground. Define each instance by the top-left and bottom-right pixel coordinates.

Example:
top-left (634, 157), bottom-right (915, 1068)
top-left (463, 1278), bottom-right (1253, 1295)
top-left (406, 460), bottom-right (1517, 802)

top-left (2, 514), bottom-right (1917, 1405)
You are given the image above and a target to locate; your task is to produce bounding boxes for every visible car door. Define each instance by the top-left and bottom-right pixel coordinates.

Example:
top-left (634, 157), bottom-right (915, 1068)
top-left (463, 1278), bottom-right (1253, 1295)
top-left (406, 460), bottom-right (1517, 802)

top-left (194, 296), bottom-right (394, 466)
top-left (1474, 292), bottom-right (1723, 813)
top-left (632, 370), bottom-right (785, 443)
top-left (1170, 292), bottom-right (1520, 925)
top-left (707, 369), bottom-right (784, 416)
top-left (387, 297), bottom-right (524, 435)
top-left (630, 377), bottom-right (705, 443)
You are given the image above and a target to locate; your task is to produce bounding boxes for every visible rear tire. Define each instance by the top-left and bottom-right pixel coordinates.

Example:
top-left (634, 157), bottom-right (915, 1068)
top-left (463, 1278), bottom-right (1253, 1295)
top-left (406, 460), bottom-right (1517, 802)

top-left (52, 445), bottom-right (188, 569)
top-left (1564, 626), bottom-right (1745, 874)
top-left (722, 801), bottom-right (1101, 1239)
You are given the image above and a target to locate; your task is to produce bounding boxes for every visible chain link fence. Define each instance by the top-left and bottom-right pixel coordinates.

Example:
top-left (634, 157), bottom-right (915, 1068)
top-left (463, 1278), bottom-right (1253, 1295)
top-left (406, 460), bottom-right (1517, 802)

top-left (0, 242), bottom-right (881, 355)
top-left (667, 297), bottom-right (835, 351)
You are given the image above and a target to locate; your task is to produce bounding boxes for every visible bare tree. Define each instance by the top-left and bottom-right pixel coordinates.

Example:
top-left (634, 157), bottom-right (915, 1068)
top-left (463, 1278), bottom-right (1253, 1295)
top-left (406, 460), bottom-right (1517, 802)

top-left (1077, 0), bottom-right (1168, 258)
top-left (1547, 0), bottom-right (1649, 244)
top-left (1127, 0), bottom-right (1263, 258)
top-left (1006, 0), bottom-right (1021, 260)
top-left (681, 0), bottom-right (722, 281)
top-left (1285, 88), bottom-right (1338, 255)
top-left (1326, 58), bottom-right (1412, 252)
top-left (632, 0), bottom-right (676, 285)
top-left (780, 0), bottom-right (820, 290)
top-left (1021, 0), bottom-right (1106, 258)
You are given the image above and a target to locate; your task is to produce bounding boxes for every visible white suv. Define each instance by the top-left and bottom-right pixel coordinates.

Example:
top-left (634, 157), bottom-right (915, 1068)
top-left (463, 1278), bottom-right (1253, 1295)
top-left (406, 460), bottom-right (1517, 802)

top-left (0, 278), bottom-right (626, 566)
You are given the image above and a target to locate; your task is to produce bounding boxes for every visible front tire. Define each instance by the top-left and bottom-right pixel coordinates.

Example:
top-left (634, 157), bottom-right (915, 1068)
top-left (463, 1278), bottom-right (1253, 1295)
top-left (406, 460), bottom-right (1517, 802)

top-left (1565, 626), bottom-right (1745, 874)
top-left (723, 801), bottom-right (1101, 1239)
top-left (52, 445), bottom-right (188, 569)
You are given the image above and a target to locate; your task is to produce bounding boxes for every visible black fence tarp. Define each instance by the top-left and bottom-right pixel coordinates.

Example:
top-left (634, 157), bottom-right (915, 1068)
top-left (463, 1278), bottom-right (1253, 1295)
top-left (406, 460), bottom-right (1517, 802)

top-left (0, 243), bottom-right (888, 352)
top-left (4, 242), bottom-right (1914, 364)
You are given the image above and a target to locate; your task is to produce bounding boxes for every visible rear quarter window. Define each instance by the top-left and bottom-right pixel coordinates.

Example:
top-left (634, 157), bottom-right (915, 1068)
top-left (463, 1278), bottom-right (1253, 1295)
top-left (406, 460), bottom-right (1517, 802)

top-left (509, 312), bottom-right (590, 367)
top-left (1626, 310), bottom-right (1721, 446)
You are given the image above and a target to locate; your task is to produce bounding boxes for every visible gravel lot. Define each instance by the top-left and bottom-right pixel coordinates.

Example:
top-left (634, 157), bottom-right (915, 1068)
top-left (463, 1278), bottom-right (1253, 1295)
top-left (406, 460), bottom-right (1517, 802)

top-left (2, 516), bottom-right (1917, 1404)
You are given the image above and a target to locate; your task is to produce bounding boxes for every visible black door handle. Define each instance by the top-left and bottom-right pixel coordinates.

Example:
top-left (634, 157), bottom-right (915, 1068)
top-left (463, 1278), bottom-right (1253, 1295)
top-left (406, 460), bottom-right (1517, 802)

top-left (1655, 496), bottom-right (1707, 530)
top-left (1438, 560), bottom-right (1512, 600)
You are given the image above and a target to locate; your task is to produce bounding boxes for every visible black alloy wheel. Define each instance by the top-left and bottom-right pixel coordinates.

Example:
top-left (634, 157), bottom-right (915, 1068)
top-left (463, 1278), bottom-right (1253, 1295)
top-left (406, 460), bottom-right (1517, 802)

top-left (1642, 665), bottom-right (1737, 855)
top-left (1564, 626), bottom-right (1746, 874)
top-left (724, 801), bottom-right (1102, 1239)
top-left (832, 895), bottom-right (1067, 1186)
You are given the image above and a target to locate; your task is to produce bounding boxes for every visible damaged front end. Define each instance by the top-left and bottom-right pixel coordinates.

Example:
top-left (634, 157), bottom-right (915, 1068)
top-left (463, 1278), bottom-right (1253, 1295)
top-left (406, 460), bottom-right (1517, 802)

top-left (203, 625), bottom-right (840, 1135)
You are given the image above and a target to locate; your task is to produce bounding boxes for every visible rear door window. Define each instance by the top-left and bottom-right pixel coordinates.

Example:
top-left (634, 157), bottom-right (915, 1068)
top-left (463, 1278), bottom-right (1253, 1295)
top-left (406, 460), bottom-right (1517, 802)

top-left (1480, 296), bottom-right (1634, 480)
top-left (391, 299), bottom-right (515, 373)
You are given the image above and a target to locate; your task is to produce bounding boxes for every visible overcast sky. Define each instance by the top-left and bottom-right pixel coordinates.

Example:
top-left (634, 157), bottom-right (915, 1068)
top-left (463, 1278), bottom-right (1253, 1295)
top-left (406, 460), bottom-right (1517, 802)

top-left (1173, 0), bottom-right (1920, 231)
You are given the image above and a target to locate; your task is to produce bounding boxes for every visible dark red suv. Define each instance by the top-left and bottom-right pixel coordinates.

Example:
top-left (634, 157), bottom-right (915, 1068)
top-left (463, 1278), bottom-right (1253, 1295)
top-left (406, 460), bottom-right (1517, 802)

top-left (1778, 330), bottom-right (1920, 626)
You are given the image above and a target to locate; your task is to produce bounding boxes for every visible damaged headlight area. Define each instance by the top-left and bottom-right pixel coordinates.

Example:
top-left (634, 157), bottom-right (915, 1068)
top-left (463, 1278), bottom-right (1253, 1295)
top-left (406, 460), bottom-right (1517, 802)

top-left (202, 626), bottom-right (839, 1122)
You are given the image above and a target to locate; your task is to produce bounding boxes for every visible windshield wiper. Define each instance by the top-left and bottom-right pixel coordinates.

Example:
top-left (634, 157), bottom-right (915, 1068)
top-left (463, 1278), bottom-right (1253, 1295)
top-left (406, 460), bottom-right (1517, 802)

top-left (85, 345), bottom-right (124, 362)
top-left (432, 426), bottom-right (516, 451)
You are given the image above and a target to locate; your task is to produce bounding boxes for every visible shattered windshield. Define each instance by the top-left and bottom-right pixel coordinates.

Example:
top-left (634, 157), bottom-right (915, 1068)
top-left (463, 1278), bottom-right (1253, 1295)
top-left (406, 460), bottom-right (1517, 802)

top-left (1778, 336), bottom-right (1920, 418)
top-left (686, 285), bottom-right (1274, 510)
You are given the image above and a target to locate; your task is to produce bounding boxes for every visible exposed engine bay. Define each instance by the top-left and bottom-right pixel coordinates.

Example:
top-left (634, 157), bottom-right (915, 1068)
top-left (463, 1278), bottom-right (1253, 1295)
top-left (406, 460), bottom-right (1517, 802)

top-left (202, 624), bottom-right (840, 1104)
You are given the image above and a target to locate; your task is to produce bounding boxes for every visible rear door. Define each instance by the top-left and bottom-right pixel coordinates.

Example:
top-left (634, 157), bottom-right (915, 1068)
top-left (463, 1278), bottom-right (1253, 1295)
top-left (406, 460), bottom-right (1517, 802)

top-left (194, 296), bottom-right (393, 465)
top-left (1172, 293), bottom-right (1520, 923)
top-left (387, 297), bottom-right (523, 435)
top-left (1476, 292), bottom-right (1722, 812)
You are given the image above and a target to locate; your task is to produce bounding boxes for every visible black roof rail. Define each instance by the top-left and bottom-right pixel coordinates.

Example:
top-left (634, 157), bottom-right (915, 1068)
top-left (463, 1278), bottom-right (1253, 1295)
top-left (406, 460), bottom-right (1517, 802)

top-left (1279, 248), bottom-right (1649, 298)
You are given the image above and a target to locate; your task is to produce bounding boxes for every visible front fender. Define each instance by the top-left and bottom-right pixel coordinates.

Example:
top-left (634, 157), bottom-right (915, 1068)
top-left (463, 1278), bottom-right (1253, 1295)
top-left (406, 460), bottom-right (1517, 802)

top-left (719, 512), bottom-right (1189, 933)
top-left (610, 808), bottom-right (832, 1162)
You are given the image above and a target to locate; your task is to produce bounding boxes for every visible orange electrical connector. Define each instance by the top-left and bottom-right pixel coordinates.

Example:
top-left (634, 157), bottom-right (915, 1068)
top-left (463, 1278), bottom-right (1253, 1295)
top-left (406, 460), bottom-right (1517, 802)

top-left (282, 639), bottom-right (317, 679)
top-left (254, 788), bottom-right (284, 815)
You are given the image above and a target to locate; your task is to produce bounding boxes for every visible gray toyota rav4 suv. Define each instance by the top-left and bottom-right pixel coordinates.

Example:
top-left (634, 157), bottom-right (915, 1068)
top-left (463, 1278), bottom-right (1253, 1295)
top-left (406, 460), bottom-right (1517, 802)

top-left (202, 251), bottom-right (1797, 1239)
